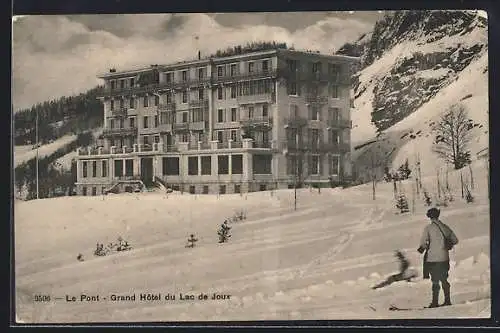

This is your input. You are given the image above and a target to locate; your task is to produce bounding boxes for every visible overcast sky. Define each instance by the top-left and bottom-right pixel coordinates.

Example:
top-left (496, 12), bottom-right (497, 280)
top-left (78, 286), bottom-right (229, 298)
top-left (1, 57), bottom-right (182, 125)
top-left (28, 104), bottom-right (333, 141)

top-left (12, 12), bottom-right (383, 111)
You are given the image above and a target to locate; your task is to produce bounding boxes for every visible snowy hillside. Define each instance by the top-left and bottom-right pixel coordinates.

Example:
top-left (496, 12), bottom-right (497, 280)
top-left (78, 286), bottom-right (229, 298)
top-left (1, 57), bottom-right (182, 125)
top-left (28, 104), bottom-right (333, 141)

top-left (15, 159), bottom-right (489, 322)
top-left (14, 135), bottom-right (77, 168)
top-left (347, 10), bottom-right (487, 143)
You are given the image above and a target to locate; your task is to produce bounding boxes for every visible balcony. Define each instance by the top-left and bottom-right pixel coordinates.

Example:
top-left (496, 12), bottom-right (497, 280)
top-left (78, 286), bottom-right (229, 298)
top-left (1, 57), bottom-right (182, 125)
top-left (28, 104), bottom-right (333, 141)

top-left (253, 141), bottom-right (272, 149)
top-left (189, 121), bottom-right (207, 131)
top-left (157, 123), bottom-right (173, 133)
top-left (103, 127), bottom-right (137, 137)
top-left (240, 116), bottom-right (273, 129)
top-left (305, 95), bottom-right (329, 105)
top-left (158, 103), bottom-right (176, 111)
top-left (189, 99), bottom-right (209, 108)
top-left (111, 107), bottom-right (128, 117)
top-left (213, 69), bottom-right (278, 84)
top-left (327, 119), bottom-right (352, 129)
top-left (283, 116), bottom-right (308, 128)
top-left (173, 123), bottom-right (190, 131)
top-left (237, 93), bottom-right (275, 105)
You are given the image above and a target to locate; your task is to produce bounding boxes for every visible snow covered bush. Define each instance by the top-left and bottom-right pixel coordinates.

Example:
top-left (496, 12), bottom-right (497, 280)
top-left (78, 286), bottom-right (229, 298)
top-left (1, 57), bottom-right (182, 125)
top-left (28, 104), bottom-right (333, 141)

top-left (217, 221), bottom-right (232, 243)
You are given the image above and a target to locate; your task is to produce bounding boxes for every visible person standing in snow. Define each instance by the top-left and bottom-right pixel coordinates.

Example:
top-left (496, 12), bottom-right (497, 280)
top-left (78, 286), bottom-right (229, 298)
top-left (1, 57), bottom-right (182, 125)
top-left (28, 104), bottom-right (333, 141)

top-left (417, 207), bottom-right (459, 308)
top-left (371, 250), bottom-right (417, 289)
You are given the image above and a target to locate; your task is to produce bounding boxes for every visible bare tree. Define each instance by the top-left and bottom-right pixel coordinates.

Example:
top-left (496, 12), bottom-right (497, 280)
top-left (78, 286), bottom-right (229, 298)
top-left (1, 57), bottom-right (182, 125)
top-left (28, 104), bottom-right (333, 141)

top-left (432, 103), bottom-right (474, 169)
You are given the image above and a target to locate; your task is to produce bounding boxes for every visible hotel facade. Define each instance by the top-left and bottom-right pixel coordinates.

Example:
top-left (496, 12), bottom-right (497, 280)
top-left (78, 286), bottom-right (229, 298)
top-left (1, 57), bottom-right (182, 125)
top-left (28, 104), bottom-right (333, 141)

top-left (75, 49), bottom-right (358, 195)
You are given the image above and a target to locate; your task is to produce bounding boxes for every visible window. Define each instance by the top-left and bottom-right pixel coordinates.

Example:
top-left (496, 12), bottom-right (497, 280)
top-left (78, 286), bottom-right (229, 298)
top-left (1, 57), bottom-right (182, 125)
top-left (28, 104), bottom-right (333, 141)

top-left (312, 62), bottom-right (322, 73)
top-left (130, 78), bottom-right (135, 87)
top-left (311, 129), bottom-right (320, 148)
top-left (142, 96), bottom-right (149, 107)
top-left (217, 87), bottom-right (223, 100)
top-left (262, 59), bottom-right (269, 71)
top-left (188, 156), bottom-right (198, 175)
top-left (288, 82), bottom-right (298, 95)
top-left (143, 116), bottom-right (149, 128)
top-left (218, 155), bottom-right (229, 174)
top-left (166, 92), bottom-right (172, 104)
top-left (259, 184), bottom-right (267, 191)
top-left (248, 107), bottom-right (254, 119)
top-left (232, 154), bottom-right (243, 174)
top-left (219, 185), bottom-right (226, 194)
top-left (154, 95), bottom-right (160, 106)
top-left (230, 129), bottom-right (238, 142)
top-left (189, 186), bottom-right (196, 194)
top-left (154, 135), bottom-right (160, 143)
top-left (330, 155), bottom-right (340, 175)
top-left (119, 118), bottom-right (124, 129)
top-left (181, 133), bottom-right (189, 142)
top-left (154, 115), bottom-right (159, 127)
top-left (110, 81), bottom-right (116, 90)
top-left (311, 106), bottom-right (320, 121)
top-left (119, 99), bottom-right (124, 109)
top-left (198, 68), bottom-right (204, 80)
top-left (217, 131), bottom-right (224, 143)
top-left (231, 108), bottom-right (237, 122)
top-left (230, 86), bottom-right (236, 99)
top-left (102, 160), bottom-right (107, 177)
top-left (143, 136), bottom-right (150, 146)
top-left (248, 62), bottom-right (254, 73)
top-left (330, 84), bottom-right (339, 98)
top-left (329, 129), bottom-right (340, 144)
top-left (329, 107), bottom-right (340, 122)
top-left (82, 186), bottom-right (87, 196)
top-left (217, 66), bottom-right (224, 77)
top-left (290, 104), bottom-right (299, 118)
top-left (166, 72), bottom-right (173, 83)
top-left (230, 64), bottom-right (237, 76)
top-left (253, 154), bottom-right (272, 174)
top-left (120, 80), bottom-right (125, 89)
top-left (182, 112), bottom-right (188, 123)
top-left (262, 104), bottom-right (268, 118)
top-left (203, 185), bottom-right (209, 194)
top-left (163, 157), bottom-right (180, 175)
top-left (114, 160), bottom-right (123, 177)
top-left (287, 59), bottom-right (298, 72)
top-left (130, 117), bottom-right (135, 128)
top-left (129, 97), bottom-right (135, 109)
top-left (110, 100), bottom-right (115, 111)
top-left (311, 155), bottom-right (320, 175)
top-left (182, 70), bottom-right (188, 82)
top-left (125, 159), bottom-right (133, 176)
top-left (92, 187), bottom-right (97, 196)
top-left (235, 184), bottom-right (241, 193)
top-left (201, 156), bottom-right (211, 175)
top-left (217, 109), bottom-right (224, 123)
top-left (182, 91), bottom-right (188, 103)
top-left (287, 155), bottom-right (297, 175)
top-left (92, 161), bottom-right (97, 177)
top-left (198, 88), bottom-right (204, 100)
top-left (82, 161), bottom-right (88, 178)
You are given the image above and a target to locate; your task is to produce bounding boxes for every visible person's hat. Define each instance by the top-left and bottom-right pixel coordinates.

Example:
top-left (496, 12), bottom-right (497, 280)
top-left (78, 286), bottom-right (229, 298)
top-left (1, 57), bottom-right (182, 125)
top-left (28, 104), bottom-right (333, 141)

top-left (426, 207), bottom-right (440, 219)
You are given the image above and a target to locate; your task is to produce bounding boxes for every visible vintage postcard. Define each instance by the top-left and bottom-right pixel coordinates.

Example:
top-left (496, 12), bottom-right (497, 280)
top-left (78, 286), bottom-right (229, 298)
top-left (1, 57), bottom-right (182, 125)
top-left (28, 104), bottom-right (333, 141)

top-left (12, 10), bottom-right (490, 323)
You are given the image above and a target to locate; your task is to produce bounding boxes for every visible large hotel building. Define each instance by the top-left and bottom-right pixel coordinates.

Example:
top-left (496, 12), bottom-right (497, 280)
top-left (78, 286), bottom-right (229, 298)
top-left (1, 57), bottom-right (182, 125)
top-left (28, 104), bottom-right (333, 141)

top-left (75, 48), bottom-right (358, 195)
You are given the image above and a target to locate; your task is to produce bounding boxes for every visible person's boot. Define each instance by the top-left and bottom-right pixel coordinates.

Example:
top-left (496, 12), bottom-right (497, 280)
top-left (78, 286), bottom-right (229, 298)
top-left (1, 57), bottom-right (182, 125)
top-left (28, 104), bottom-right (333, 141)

top-left (441, 282), bottom-right (452, 306)
top-left (428, 284), bottom-right (440, 308)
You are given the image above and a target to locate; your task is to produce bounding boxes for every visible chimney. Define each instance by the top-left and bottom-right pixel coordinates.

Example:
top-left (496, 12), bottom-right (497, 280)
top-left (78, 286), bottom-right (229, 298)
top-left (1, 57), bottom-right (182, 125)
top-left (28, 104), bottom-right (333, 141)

top-left (198, 50), bottom-right (201, 60)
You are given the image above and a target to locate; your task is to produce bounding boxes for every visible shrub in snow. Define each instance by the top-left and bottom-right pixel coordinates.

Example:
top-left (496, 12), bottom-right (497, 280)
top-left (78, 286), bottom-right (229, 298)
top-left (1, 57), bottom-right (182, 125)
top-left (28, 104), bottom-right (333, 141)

top-left (396, 193), bottom-right (410, 213)
top-left (217, 220), bottom-right (232, 243)
top-left (397, 159), bottom-right (412, 180)
top-left (116, 236), bottom-right (132, 251)
top-left (77, 253), bottom-right (84, 262)
top-left (185, 234), bottom-right (198, 248)
top-left (94, 243), bottom-right (107, 256)
top-left (465, 185), bottom-right (474, 203)
top-left (423, 190), bottom-right (432, 206)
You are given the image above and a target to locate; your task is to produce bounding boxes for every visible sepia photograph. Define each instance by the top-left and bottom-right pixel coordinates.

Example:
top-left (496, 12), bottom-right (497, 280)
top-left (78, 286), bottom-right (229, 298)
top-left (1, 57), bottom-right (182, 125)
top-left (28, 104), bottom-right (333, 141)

top-left (12, 10), bottom-right (490, 323)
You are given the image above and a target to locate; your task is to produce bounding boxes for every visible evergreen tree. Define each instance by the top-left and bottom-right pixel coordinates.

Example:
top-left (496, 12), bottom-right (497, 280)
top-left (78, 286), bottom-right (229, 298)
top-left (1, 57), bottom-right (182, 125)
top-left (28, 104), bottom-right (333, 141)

top-left (464, 184), bottom-right (474, 203)
top-left (186, 234), bottom-right (198, 248)
top-left (217, 220), bottom-right (232, 243)
top-left (398, 159), bottom-right (412, 180)
top-left (396, 192), bottom-right (410, 213)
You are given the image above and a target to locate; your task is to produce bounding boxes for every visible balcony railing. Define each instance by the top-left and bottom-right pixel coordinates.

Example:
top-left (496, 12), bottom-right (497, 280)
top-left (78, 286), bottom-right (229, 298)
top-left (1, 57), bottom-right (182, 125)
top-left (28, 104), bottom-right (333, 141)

top-left (111, 107), bottom-right (128, 117)
top-left (157, 123), bottom-right (173, 133)
top-left (253, 141), bottom-right (272, 148)
top-left (116, 175), bottom-right (141, 181)
top-left (212, 69), bottom-right (278, 83)
top-left (327, 119), bottom-right (352, 129)
top-left (283, 116), bottom-right (308, 128)
top-left (189, 99), bottom-right (209, 108)
top-left (174, 123), bottom-right (190, 131)
top-left (158, 103), bottom-right (176, 111)
top-left (103, 127), bottom-right (137, 137)
top-left (240, 116), bottom-right (273, 129)
top-left (305, 95), bottom-right (329, 104)
top-left (237, 93), bottom-right (275, 105)
top-left (189, 121), bottom-right (207, 131)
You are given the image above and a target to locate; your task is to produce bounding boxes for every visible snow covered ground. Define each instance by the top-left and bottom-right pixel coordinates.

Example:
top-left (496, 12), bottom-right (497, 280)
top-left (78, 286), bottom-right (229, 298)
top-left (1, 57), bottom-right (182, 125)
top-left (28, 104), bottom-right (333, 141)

top-left (15, 159), bottom-right (490, 322)
top-left (14, 135), bottom-right (77, 168)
